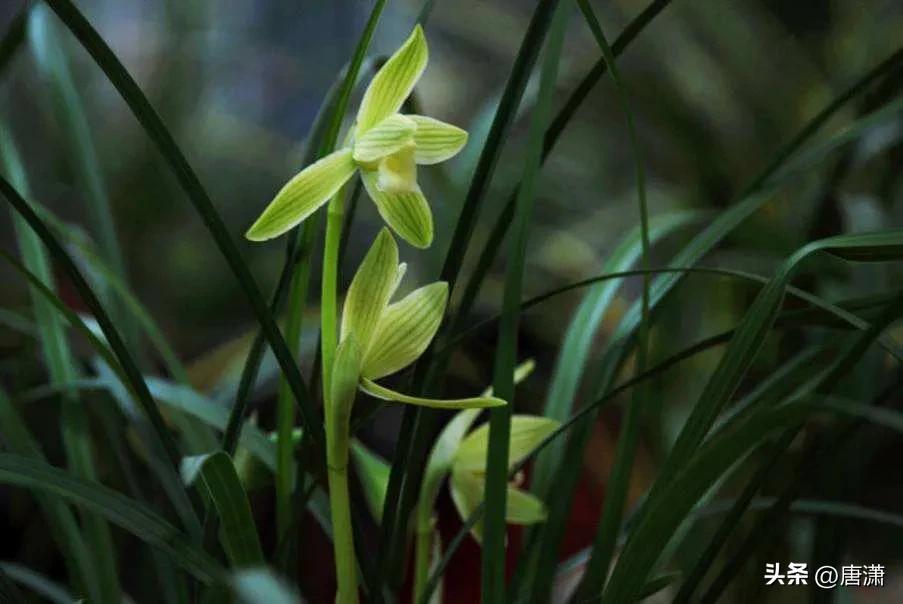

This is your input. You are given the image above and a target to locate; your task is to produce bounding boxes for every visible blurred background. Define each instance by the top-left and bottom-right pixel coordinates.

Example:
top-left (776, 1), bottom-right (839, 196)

top-left (1, 0), bottom-right (902, 601)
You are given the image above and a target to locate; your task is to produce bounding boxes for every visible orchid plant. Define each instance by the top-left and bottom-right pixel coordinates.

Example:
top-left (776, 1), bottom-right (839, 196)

top-left (246, 27), bottom-right (496, 604)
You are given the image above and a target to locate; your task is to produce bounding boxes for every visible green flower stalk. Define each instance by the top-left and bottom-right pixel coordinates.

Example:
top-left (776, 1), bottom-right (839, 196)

top-left (414, 399), bottom-right (558, 601)
top-left (245, 25), bottom-right (468, 249)
top-left (327, 228), bottom-right (504, 603)
top-left (245, 26), bottom-right (475, 603)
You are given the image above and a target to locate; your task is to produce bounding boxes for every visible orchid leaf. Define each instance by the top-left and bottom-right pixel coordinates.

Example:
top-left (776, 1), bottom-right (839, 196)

top-left (180, 452), bottom-right (263, 568)
top-left (363, 282), bottom-right (449, 379)
top-left (245, 148), bottom-right (356, 241)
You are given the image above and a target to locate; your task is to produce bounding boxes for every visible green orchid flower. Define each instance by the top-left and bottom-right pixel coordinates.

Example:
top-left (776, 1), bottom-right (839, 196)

top-left (246, 25), bottom-right (468, 248)
top-left (449, 413), bottom-right (558, 541)
top-left (335, 227), bottom-right (504, 408)
top-left (411, 361), bottom-right (554, 599)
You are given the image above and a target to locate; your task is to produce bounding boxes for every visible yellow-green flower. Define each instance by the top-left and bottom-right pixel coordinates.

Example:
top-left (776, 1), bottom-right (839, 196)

top-left (246, 26), bottom-right (468, 248)
top-left (415, 403), bottom-right (558, 545)
top-left (334, 228), bottom-right (503, 408)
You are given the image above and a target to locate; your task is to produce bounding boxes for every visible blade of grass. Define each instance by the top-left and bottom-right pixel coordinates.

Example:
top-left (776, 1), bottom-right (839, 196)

top-left (353, 270), bottom-right (902, 437)
top-left (646, 232), bottom-right (903, 498)
top-left (29, 6), bottom-right (130, 336)
top-left (39, 0), bottom-right (323, 463)
top-left (593, 233), bottom-right (903, 599)
top-left (90, 393), bottom-right (189, 604)
top-left (530, 4), bottom-right (652, 598)
top-left (0, 175), bottom-right (202, 526)
top-left (0, 251), bottom-right (203, 539)
top-left (0, 387), bottom-right (95, 601)
top-left (0, 122), bottom-right (120, 603)
top-left (0, 563), bottom-right (71, 604)
top-left (0, 453), bottom-right (225, 584)
top-left (630, 293), bottom-right (903, 603)
top-left (446, 266), bottom-right (902, 362)
top-left (0, 571), bottom-right (25, 603)
top-left (484, 5), bottom-right (569, 602)
top-left (389, 1), bottom-right (675, 583)
top-left (695, 311), bottom-right (903, 603)
top-left (561, 48), bottom-right (903, 596)
top-left (380, 0), bottom-right (565, 585)
top-left (447, 0), bottom-right (675, 344)
top-left (181, 452), bottom-right (264, 568)
top-left (34, 204), bottom-right (216, 453)
top-left (598, 47), bottom-right (903, 380)
top-left (529, 213), bottom-right (698, 497)
top-left (598, 403), bottom-right (812, 603)
top-left (418, 289), bottom-right (901, 603)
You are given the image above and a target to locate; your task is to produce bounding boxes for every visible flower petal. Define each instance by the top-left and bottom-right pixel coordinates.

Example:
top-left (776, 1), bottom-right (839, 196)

top-left (362, 170), bottom-right (433, 248)
top-left (356, 25), bottom-right (428, 137)
top-left (377, 144), bottom-right (418, 194)
top-left (340, 229), bottom-right (398, 353)
top-left (409, 115), bottom-right (468, 164)
top-left (246, 148), bottom-right (355, 241)
top-left (362, 282), bottom-right (448, 379)
top-left (454, 415), bottom-right (559, 473)
top-left (505, 486), bottom-right (547, 524)
top-left (360, 378), bottom-right (505, 409)
top-left (419, 409), bottom-right (483, 529)
top-left (353, 114), bottom-right (417, 163)
top-left (449, 468), bottom-right (485, 542)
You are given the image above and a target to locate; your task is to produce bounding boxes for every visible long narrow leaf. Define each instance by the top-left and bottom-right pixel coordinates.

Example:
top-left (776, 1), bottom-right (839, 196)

top-left (484, 5), bottom-right (569, 602)
top-left (182, 452), bottom-right (264, 568)
top-left (0, 122), bottom-right (119, 602)
top-left (0, 175), bottom-right (200, 524)
top-left (40, 0), bottom-right (322, 462)
top-left (380, 0), bottom-right (565, 584)
top-left (0, 388), bottom-right (95, 601)
top-left (0, 454), bottom-right (224, 584)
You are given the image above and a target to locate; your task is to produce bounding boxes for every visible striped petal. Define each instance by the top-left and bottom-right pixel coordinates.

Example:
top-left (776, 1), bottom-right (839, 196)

top-left (353, 114), bottom-right (417, 163)
top-left (454, 416), bottom-right (559, 473)
top-left (362, 282), bottom-right (448, 379)
top-left (340, 229), bottom-right (398, 354)
top-left (356, 26), bottom-right (428, 137)
top-left (246, 148), bottom-right (355, 241)
top-left (409, 115), bottom-right (468, 164)
top-left (362, 170), bottom-right (433, 249)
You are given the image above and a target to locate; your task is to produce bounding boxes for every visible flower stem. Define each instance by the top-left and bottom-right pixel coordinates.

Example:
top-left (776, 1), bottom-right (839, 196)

top-left (326, 428), bottom-right (358, 604)
top-left (321, 188), bottom-right (347, 385)
top-left (413, 513), bottom-right (434, 602)
top-left (322, 186), bottom-right (357, 602)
